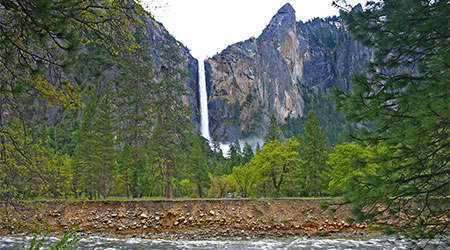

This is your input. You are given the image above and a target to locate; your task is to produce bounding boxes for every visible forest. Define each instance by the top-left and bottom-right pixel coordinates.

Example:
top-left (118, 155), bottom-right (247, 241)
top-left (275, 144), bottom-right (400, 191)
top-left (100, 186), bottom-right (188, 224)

top-left (0, 0), bottom-right (448, 242)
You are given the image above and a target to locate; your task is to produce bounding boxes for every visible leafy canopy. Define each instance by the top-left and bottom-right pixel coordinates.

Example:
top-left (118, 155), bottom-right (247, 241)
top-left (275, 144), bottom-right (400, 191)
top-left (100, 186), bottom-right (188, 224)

top-left (333, 0), bottom-right (449, 240)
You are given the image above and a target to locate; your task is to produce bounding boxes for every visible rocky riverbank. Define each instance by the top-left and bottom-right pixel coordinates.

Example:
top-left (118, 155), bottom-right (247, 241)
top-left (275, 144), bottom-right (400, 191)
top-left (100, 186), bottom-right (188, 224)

top-left (0, 199), bottom-right (372, 238)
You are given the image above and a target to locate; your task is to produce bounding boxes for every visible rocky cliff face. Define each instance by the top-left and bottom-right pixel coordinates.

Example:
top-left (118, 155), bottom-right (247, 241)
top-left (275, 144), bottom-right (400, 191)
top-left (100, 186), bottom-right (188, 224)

top-left (142, 19), bottom-right (200, 129)
top-left (41, 17), bottom-right (200, 130)
top-left (205, 3), bottom-right (372, 142)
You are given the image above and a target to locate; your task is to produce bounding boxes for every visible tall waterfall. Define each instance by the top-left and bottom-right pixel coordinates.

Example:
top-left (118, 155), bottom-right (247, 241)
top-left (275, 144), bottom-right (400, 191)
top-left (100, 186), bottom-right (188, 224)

top-left (199, 59), bottom-right (211, 142)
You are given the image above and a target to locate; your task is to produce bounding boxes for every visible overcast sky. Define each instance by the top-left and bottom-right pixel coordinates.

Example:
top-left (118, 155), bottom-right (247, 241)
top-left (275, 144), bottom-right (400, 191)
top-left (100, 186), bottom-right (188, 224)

top-left (141, 0), bottom-right (366, 60)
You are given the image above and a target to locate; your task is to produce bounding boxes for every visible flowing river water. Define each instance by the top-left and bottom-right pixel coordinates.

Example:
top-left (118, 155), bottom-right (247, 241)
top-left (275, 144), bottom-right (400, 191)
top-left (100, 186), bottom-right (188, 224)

top-left (0, 235), bottom-right (444, 249)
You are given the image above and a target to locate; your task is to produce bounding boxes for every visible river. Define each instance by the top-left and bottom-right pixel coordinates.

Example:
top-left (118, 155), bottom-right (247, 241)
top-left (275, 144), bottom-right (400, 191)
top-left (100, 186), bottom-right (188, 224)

top-left (0, 235), bottom-right (444, 249)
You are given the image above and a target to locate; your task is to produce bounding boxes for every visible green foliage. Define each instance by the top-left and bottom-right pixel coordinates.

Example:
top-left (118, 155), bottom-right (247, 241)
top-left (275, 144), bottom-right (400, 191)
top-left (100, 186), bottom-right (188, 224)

top-left (231, 163), bottom-right (259, 198)
top-left (264, 115), bottom-right (283, 144)
top-left (333, 0), bottom-right (450, 240)
top-left (298, 110), bottom-right (330, 197)
top-left (208, 175), bottom-right (233, 198)
top-left (150, 38), bottom-right (192, 199)
top-left (21, 222), bottom-right (79, 250)
top-left (232, 138), bottom-right (301, 197)
top-left (188, 135), bottom-right (211, 197)
top-left (302, 16), bottom-right (350, 48)
top-left (0, 0), bottom-right (147, 209)
top-left (92, 83), bottom-right (118, 198)
top-left (241, 142), bottom-right (254, 164)
top-left (281, 88), bottom-right (348, 146)
top-left (328, 142), bottom-right (391, 194)
top-left (115, 27), bottom-right (155, 198)
top-left (225, 140), bottom-right (243, 174)
top-left (71, 81), bottom-right (119, 200)
top-left (0, 119), bottom-right (73, 207)
top-left (255, 139), bottom-right (300, 196)
top-left (202, 133), bottom-right (226, 176)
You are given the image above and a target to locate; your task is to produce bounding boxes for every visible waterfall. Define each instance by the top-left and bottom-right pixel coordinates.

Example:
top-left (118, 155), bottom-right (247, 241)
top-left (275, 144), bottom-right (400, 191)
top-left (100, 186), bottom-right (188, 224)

top-left (199, 59), bottom-right (211, 142)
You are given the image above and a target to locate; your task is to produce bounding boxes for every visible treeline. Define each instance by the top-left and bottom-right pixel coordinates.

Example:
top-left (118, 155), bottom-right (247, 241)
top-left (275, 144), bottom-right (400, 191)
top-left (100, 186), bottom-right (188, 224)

top-left (0, 0), bottom-right (196, 204)
top-left (0, 0), bottom-right (358, 203)
top-left (3, 35), bottom-right (197, 201)
top-left (0, 0), bottom-right (342, 202)
top-left (281, 87), bottom-right (350, 147)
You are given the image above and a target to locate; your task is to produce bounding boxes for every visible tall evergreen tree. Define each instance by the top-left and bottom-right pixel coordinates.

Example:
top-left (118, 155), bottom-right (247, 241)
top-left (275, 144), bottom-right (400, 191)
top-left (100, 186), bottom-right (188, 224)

top-left (150, 38), bottom-right (191, 199)
top-left (209, 133), bottom-right (226, 175)
top-left (93, 83), bottom-right (118, 199)
top-left (242, 142), bottom-right (254, 164)
top-left (0, 0), bottom-right (145, 206)
top-left (299, 110), bottom-right (329, 196)
top-left (333, 0), bottom-right (449, 240)
top-left (226, 139), bottom-right (242, 174)
top-left (117, 27), bottom-right (154, 198)
top-left (72, 97), bottom-right (100, 199)
top-left (265, 115), bottom-right (283, 144)
top-left (188, 135), bottom-right (210, 197)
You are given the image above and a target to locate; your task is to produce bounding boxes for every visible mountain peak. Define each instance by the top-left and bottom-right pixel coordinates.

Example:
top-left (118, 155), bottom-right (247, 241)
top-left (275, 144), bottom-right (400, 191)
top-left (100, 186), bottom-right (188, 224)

top-left (261, 3), bottom-right (296, 38)
top-left (269, 3), bottom-right (296, 26)
top-left (276, 3), bottom-right (295, 16)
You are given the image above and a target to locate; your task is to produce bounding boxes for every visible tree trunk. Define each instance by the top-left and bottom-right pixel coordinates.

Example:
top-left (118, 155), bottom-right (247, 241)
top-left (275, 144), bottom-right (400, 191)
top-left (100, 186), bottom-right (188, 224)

top-left (198, 184), bottom-right (203, 198)
top-left (103, 162), bottom-right (108, 199)
top-left (54, 128), bottom-right (58, 154)
top-left (166, 157), bottom-right (172, 199)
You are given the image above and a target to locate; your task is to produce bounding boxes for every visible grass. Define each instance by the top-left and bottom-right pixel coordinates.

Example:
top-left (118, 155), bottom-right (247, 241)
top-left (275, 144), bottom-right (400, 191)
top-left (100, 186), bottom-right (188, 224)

top-left (21, 196), bottom-right (341, 202)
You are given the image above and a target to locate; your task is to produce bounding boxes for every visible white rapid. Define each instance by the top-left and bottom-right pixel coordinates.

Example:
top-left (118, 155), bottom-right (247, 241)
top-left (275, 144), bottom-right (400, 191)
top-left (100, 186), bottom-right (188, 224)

top-left (198, 59), bottom-right (211, 142)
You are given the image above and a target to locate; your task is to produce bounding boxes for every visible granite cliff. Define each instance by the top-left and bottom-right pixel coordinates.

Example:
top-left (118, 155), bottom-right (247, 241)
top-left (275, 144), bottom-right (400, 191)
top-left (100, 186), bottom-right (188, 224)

top-left (41, 15), bottom-right (201, 131)
top-left (140, 19), bottom-right (200, 129)
top-left (205, 3), bottom-right (372, 142)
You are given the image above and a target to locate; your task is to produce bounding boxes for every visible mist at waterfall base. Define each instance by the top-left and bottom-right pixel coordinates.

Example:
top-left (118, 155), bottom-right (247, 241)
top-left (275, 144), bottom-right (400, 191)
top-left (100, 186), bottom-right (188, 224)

top-left (2, 235), bottom-right (443, 249)
top-left (219, 137), bottom-right (265, 157)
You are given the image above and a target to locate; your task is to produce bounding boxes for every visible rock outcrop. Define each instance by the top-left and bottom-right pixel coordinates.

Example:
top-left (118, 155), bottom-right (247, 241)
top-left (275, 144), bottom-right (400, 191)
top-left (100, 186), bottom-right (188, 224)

top-left (205, 3), bottom-right (372, 142)
top-left (42, 16), bottom-right (201, 130)
top-left (139, 19), bottom-right (200, 129)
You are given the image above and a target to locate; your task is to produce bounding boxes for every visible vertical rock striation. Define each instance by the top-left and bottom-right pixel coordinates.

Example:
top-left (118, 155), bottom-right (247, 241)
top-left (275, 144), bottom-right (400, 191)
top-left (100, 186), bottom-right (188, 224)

top-left (205, 3), bottom-right (372, 142)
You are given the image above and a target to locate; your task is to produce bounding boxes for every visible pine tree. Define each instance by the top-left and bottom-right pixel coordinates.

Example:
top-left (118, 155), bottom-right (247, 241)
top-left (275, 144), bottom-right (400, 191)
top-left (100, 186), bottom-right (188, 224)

top-left (333, 0), bottom-right (449, 240)
top-left (72, 97), bottom-right (101, 199)
top-left (300, 110), bottom-right (329, 196)
top-left (117, 28), bottom-right (154, 198)
top-left (242, 142), bottom-right (254, 164)
top-left (226, 139), bottom-right (242, 174)
top-left (209, 133), bottom-right (226, 175)
top-left (265, 115), bottom-right (283, 144)
top-left (93, 83), bottom-right (118, 199)
top-left (0, 0), bottom-right (145, 206)
top-left (255, 143), bottom-right (261, 155)
top-left (150, 38), bottom-right (191, 199)
top-left (189, 135), bottom-right (210, 197)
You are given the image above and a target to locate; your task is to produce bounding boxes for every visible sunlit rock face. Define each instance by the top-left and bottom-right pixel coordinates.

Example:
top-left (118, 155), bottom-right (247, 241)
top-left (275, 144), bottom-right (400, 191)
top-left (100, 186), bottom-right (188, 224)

top-left (205, 3), bottom-right (372, 142)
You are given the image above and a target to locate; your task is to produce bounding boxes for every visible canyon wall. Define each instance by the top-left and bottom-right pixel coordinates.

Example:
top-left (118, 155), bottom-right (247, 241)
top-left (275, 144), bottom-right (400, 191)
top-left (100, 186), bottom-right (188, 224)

top-left (205, 4), bottom-right (372, 142)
